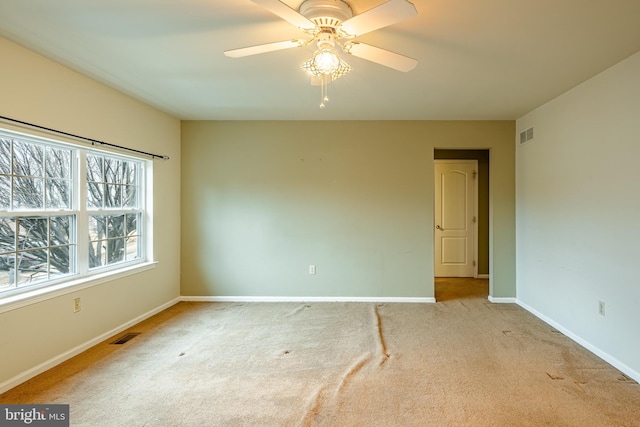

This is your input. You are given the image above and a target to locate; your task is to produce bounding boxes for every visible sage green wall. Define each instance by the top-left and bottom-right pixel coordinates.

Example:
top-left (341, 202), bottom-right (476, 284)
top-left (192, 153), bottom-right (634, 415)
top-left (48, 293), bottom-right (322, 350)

top-left (0, 38), bottom-right (181, 389)
top-left (434, 150), bottom-right (489, 275)
top-left (181, 121), bottom-right (515, 299)
top-left (516, 50), bottom-right (640, 379)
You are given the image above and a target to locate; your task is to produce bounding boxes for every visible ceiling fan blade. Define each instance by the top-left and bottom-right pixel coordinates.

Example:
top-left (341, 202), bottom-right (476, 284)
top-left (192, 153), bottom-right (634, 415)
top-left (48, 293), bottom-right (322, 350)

top-left (341, 0), bottom-right (417, 37)
top-left (343, 42), bottom-right (417, 72)
top-left (224, 39), bottom-right (306, 58)
top-left (251, 0), bottom-right (316, 30)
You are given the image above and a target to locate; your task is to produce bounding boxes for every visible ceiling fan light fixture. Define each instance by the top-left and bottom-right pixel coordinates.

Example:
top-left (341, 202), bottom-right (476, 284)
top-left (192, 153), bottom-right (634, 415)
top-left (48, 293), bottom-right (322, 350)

top-left (302, 49), bottom-right (351, 108)
top-left (314, 49), bottom-right (339, 74)
top-left (302, 48), bottom-right (351, 79)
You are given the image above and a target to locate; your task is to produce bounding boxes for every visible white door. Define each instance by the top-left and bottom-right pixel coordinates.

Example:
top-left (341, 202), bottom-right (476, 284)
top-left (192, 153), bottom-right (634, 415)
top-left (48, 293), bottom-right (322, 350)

top-left (434, 160), bottom-right (477, 277)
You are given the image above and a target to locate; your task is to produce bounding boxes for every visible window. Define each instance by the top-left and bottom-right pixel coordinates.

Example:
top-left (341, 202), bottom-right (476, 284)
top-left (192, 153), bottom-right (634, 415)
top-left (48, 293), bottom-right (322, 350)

top-left (0, 129), bottom-right (149, 297)
top-left (86, 154), bottom-right (142, 269)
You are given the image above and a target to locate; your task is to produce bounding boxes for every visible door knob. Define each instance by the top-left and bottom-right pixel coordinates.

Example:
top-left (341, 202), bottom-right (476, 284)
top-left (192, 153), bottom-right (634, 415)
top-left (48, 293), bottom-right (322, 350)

top-left (436, 225), bottom-right (442, 230)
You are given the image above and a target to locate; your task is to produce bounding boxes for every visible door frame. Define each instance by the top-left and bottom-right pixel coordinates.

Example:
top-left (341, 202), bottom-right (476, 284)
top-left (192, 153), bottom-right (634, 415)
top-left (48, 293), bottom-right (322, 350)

top-left (434, 159), bottom-right (479, 278)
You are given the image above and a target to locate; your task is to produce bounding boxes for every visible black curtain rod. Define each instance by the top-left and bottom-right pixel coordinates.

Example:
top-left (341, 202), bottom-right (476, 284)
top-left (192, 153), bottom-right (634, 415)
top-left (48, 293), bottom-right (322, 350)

top-left (0, 115), bottom-right (169, 160)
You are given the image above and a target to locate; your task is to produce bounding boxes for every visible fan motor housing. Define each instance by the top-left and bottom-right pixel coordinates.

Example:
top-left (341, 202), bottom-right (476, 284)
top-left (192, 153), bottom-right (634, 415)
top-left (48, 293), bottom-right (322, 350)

top-left (299, 0), bottom-right (353, 28)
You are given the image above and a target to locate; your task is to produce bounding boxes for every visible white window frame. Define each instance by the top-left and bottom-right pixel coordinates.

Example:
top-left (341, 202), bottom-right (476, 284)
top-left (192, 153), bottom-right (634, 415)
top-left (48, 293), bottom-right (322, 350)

top-left (0, 128), bottom-right (154, 308)
top-left (82, 150), bottom-right (146, 273)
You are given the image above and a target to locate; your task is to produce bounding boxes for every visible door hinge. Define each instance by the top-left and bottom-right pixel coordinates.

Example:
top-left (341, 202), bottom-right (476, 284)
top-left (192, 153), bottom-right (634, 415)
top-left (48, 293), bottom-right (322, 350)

top-left (473, 216), bottom-right (477, 224)
top-left (473, 260), bottom-right (476, 267)
top-left (473, 170), bottom-right (477, 180)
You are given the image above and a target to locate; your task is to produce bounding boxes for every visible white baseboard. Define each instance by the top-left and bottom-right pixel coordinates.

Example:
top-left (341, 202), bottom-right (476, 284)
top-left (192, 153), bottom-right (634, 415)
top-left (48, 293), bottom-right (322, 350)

top-left (182, 296), bottom-right (436, 303)
top-left (477, 274), bottom-right (489, 279)
top-left (0, 297), bottom-right (181, 395)
top-left (488, 296), bottom-right (517, 303)
top-left (517, 299), bottom-right (640, 384)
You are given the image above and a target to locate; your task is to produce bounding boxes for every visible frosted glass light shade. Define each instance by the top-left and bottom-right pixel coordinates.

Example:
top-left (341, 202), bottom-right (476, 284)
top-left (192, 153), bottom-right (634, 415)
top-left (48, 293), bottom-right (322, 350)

top-left (314, 49), bottom-right (340, 74)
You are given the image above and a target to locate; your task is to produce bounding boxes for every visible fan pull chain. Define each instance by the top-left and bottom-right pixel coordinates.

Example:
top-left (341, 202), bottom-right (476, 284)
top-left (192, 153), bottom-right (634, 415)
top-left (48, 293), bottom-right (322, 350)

top-left (320, 74), bottom-right (330, 109)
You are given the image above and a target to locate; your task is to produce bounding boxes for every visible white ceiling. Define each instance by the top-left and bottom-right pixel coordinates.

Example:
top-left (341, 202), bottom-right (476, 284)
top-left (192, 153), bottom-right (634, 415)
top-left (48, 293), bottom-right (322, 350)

top-left (1, 0), bottom-right (640, 120)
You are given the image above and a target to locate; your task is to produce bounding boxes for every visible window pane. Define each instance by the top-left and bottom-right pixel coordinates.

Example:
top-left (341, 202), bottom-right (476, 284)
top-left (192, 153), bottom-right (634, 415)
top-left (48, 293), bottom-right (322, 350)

top-left (123, 185), bottom-right (137, 208)
top-left (50, 245), bottom-right (73, 276)
top-left (50, 216), bottom-right (71, 246)
top-left (86, 154), bottom-right (103, 181)
top-left (125, 236), bottom-right (139, 261)
top-left (107, 238), bottom-right (125, 264)
top-left (89, 215), bottom-right (107, 241)
top-left (13, 177), bottom-right (44, 209)
top-left (0, 138), bottom-right (10, 174)
top-left (13, 141), bottom-right (44, 177)
top-left (16, 248), bottom-right (48, 285)
top-left (107, 215), bottom-right (125, 239)
top-left (123, 161), bottom-right (136, 185)
top-left (0, 176), bottom-right (10, 210)
top-left (18, 217), bottom-right (49, 249)
top-left (125, 213), bottom-right (138, 236)
top-left (46, 179), bottom-right (72, 209)
top-left (0, 217), bottom-right (16, 253)
top-left (105, 184), bottom-right (122, 208)
top-left (89, 240), bottom-right (107, 268)
top-left (0, 253), bottom-right (16, 289)
top-left (45, 146), bottom-right (71, 178)
top-left (87, 182), bottom-right (103, 208)
top-left (104, 158), bottom-right (122, 184)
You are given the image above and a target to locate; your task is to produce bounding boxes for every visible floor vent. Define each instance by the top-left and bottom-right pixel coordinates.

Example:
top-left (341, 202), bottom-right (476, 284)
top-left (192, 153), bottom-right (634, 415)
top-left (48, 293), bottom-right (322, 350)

top-left (110, 333), bottom-right (141, 345)
top-left (519, 127), bottom-right (534, 144)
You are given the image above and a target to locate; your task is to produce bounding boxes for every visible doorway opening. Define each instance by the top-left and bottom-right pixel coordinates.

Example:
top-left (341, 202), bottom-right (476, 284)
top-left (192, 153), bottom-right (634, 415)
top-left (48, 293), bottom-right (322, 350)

top-left (434, 277), bottom-right (489, 301)
top-left (434, 149), bottom-right (489, 300)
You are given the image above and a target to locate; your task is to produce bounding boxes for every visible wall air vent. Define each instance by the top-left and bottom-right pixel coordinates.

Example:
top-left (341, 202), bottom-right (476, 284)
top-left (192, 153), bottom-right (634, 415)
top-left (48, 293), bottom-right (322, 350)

top-left (519, 127), bottom-right (534, 144)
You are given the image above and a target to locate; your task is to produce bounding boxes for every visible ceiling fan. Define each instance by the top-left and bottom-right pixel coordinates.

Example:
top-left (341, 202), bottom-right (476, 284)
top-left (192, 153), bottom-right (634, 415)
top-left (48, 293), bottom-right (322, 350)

top-left (224, 0), bottom-right (419, 107)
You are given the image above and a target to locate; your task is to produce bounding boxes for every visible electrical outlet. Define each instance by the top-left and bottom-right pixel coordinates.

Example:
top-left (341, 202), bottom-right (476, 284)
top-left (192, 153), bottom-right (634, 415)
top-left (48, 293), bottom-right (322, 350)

top-left (598, 300), bottom-right (605, 316)
top-left (73, 297), bottom-right (81, 313)
top-left (309, 265), bottom-right (316, 275)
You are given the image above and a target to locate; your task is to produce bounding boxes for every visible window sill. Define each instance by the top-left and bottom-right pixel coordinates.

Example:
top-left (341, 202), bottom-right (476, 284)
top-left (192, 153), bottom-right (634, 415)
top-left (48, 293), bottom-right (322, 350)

top-left (0, 261), bottom-right (158, 314)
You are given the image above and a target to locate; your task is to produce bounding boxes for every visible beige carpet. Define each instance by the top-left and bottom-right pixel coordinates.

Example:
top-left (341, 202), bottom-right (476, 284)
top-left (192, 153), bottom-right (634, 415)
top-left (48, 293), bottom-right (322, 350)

top-left (2, 278), bottom-right (639, 426)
